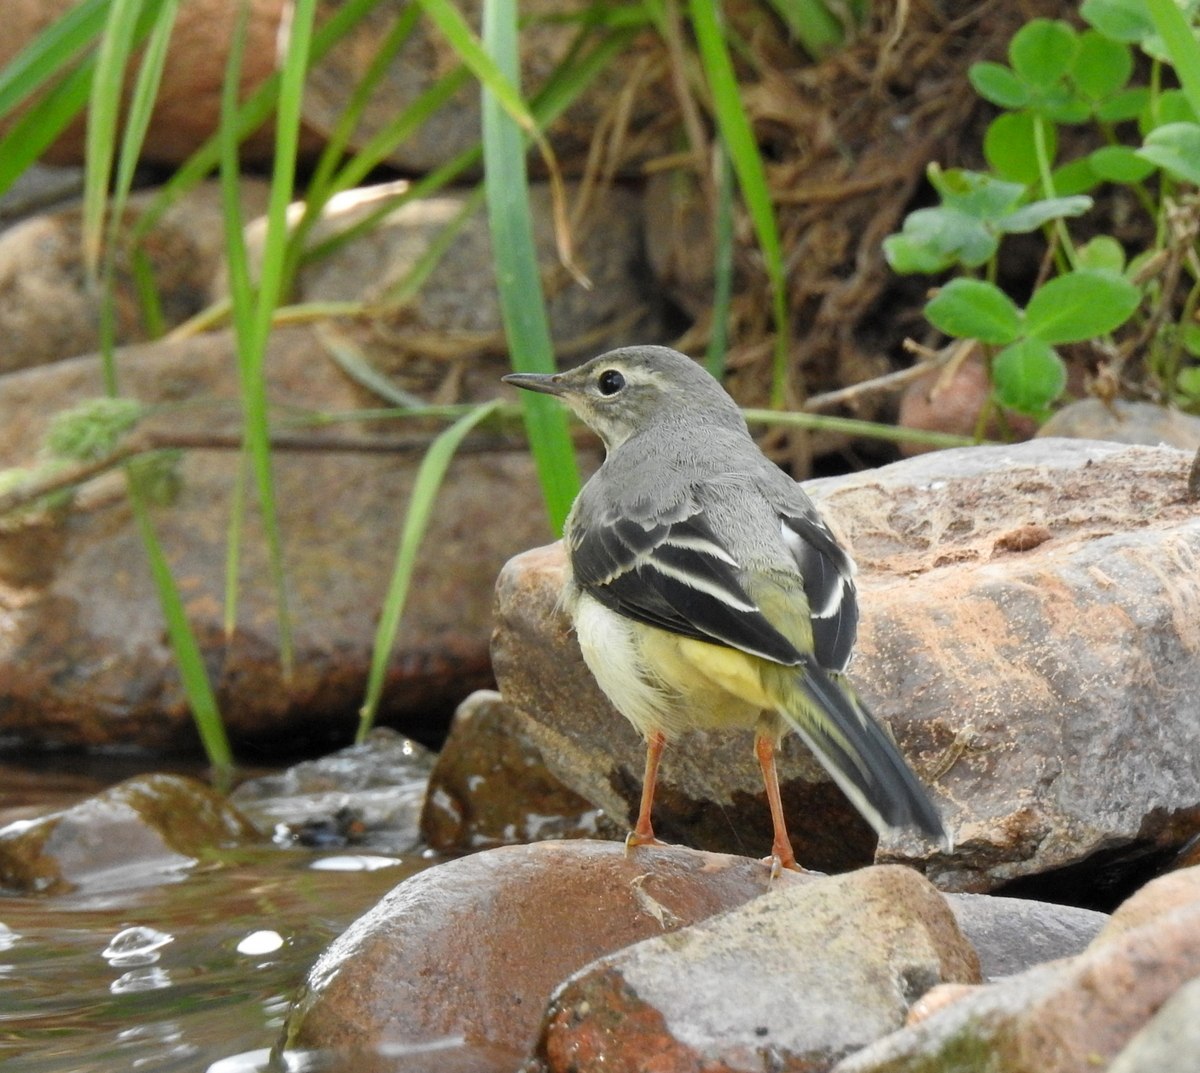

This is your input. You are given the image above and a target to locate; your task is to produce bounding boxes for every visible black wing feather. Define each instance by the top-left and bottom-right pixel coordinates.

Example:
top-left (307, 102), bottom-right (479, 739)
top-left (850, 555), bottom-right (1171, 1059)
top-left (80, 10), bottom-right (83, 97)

top-left (570, 510), bottom-right (801, 665)
top-left (780, 511), bottom-right (858, 672)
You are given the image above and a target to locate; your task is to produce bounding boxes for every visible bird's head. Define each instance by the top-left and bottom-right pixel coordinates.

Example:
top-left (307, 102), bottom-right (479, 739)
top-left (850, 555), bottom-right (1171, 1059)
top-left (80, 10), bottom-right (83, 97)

top-left (503, 346), bottom-right (743, 452)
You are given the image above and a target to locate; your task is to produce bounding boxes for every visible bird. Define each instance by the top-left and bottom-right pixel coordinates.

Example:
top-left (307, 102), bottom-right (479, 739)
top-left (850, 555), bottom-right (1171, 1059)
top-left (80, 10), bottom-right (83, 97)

top-left (503, 345), bottom-right (947, 874)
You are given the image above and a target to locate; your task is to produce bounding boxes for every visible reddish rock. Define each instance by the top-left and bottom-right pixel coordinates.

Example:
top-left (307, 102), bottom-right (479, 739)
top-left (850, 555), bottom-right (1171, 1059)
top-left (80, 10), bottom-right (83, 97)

top-left (0, 773), bottom-right (257, 894)
top-left (1094, 865), bottom-right (1200, 943)
top-left (492, 440), bottom-right (1200, 890)
top-left (535, 865), bottom-right (980, 1073)
top-left (897, 356), bottom-right (1038, 456)
top-left (0, 326), bottom-right (551, 750)
top-left (419, 690), bottom-right (622, 853)
top-left (1107, 974), bottom-right (1200, 1073)
top-left (1, 0), bottom-right (291, 165)
top-left (280, 840), bottom-right (809, 1067)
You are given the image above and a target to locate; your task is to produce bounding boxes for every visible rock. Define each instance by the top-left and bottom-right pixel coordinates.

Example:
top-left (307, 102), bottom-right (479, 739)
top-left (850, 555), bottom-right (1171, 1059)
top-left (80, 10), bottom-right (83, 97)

top-left (832, 900), bottom-right (1200, 1073)
top-left (0, 0), bottom-right (291, 165)
top-left (0, 773), bottom-right (257, 894)
top-left (280, 840), bottom-right (807, 1068)
top-left (0, 326), bottom-right (552, 750)
top-left (492, 440), bottom-right (1200, 891)
top-left (419, 690), bottom-right (622, 853)
top-left (0, 180), bottom-right (271, 372)
top-left (1107, 974), bottom-right (1200, 1073)
top-left (305, 0), bottom-right (671, 175)
top-left (231, 727), bottom-right (435, 853)
top-left (534, 865), bottom-right (980, 1073)
top-left (897, 355), bottom-right (1038, 456)
top-left (0, 163), bottom-right (84, 226)
top-left (1093, 865), bottom-right (1200, 943)
top-left (1039, 398), bottom-right (1200, 450)
top-left (945, 894), bottom-right (1107, 981)
top-left (231, 180), bottom-right (667, 372)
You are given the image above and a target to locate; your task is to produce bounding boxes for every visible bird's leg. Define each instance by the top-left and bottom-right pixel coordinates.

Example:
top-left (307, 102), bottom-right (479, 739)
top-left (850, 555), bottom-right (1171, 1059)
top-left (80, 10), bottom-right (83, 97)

top-left (755, 732), bottom-right (805, 877)
top-left (625, 729), bottom-right (668, 853)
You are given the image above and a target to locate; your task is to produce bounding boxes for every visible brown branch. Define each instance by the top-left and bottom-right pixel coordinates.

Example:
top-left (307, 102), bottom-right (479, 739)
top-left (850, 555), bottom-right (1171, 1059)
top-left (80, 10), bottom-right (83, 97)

top-left (0, 429), bottom-right (533, 519)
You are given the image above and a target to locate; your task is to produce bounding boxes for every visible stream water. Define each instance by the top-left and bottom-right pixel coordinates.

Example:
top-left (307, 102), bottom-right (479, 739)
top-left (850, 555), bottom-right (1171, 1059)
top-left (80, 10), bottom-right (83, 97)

top-left (0, 755), bottom-right (436, 1072)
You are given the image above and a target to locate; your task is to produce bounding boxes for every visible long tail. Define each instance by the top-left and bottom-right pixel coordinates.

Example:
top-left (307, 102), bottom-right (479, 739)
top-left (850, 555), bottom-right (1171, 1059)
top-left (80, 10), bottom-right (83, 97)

top-left (773, 656), bottom-right (948, 846)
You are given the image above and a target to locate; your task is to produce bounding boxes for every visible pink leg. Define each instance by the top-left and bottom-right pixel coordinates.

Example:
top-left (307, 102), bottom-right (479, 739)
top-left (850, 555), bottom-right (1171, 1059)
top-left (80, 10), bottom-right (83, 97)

top-left (626, 730), bottom-right (668, 853)
top-left (755, 732), bottom-right (805, 877)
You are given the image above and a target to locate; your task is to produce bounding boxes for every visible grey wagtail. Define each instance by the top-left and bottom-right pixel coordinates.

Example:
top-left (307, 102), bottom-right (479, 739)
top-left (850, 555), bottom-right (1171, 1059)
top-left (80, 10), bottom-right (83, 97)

top-left (504, 345), bottom-right (946, 873)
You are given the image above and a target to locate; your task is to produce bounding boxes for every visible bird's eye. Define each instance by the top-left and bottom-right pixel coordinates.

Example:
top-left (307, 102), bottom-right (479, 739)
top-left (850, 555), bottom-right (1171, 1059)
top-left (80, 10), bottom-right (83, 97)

top-left (597, 369), bottom-right (625, 395)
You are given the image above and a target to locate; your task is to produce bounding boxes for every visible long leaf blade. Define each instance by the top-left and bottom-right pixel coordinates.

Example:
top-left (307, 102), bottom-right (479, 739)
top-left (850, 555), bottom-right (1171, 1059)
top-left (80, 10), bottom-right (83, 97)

top-left (482, 0), bottom-right (579, 532)
top-left (358, 400), bottom-right (502, 738)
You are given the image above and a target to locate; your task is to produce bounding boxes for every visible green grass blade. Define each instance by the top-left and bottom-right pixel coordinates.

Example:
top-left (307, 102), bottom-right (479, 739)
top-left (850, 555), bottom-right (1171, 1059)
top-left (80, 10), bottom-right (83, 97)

top-left (482, 0), bottom-right (580, 532)
top-left (129, 483), bottom-right (233, 775)
top-left (84, 0), bottom-right (152, 278)
top-left (707, 143), bottom-right (735, 380)
top-left (0, 63), bottom-right (94, 197)
top-left (302, 2), bottom-right (424, 209)
top-left (688, 0), bottom-right (791, 403)
top-left (238, 0), bottom-right (324, 681)
top-left (111, 0), bottom-right (178, 206)
top-left (91, 0), bottom-right (234, 772)
top-left (218, 0), bottom-right (256, 644)
top-left (98, 0), bottom-right (178, 388)
top-left (417, 0), bottom-right (541, 139)
top-left (0, 0), bottom-right (108, 118)
top-left (133, 0), bottom-right (387, 239)
top-left (357, 399), bottom-right (502, 740)
top-left (1145, 0), bottom-right (1200, 121)
top-left (761, 0), bottom-right (842, 58)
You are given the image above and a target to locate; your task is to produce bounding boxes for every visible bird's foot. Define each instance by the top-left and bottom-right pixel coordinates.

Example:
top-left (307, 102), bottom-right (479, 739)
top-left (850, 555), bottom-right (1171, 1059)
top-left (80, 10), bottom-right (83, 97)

top-left (624, 829), bottom-right (670, 857)
top-left (762, 852), bottom-right (811, 881)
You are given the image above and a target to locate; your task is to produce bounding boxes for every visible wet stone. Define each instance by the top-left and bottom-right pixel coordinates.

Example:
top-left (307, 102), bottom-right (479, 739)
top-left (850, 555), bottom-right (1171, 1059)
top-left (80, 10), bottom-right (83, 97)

top-left (419, 690), bottom-right (623, 853)
top-left (231, 727), bottom-right (434, 855)
top-left (0, 773), bottom-right (258, 894)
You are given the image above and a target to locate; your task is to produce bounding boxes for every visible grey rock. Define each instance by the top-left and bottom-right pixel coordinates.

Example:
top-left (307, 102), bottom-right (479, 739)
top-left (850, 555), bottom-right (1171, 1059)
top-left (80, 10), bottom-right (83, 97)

top-left (0, 180), bottom-right (270, 372)
top-left (536, 864), bottom-right (980, 1073)
top-left (0, 773), bottom-right (258, 895)
top-left (1039, 397), bottom-right (1200, 450)
top-left (305, 0), bottom-right (673, 175)
top-left (232, 180), bottom-right (666, 365)
top-left (945, 893), bottom-right (1107, 981)
top-left (232, 727), bottom-right (435, 854)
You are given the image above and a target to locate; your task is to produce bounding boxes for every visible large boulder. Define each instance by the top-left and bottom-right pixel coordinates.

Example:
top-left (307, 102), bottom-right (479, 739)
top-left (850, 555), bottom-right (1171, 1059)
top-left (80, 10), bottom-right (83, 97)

top-left (0, 326), bottom-right (552, 750)
top-left (491, 439), bottom-right (1200, 891)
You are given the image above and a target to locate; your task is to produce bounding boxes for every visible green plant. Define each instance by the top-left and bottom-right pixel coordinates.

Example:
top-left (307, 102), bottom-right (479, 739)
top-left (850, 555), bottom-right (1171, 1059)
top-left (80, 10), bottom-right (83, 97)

top-left (885, 4), bottom-right (1200, 422)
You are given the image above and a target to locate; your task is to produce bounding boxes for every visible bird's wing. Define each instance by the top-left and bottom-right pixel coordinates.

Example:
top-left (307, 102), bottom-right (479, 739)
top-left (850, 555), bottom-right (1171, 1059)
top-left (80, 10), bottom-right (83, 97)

top-left (778, 506), bottom-right (858, 673)
top-left (569, 505), bottom-right (802, 666)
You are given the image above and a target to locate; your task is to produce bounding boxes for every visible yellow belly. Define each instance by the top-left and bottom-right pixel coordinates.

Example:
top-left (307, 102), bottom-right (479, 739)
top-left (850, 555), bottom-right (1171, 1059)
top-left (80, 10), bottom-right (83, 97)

top-left (572, 590), bottom-right (773, 738)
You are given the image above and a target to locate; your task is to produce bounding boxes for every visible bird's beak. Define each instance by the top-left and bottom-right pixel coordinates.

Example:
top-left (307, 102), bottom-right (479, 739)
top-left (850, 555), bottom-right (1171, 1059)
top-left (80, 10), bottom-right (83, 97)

top-left (502, 371), bottom-right (568, 397)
